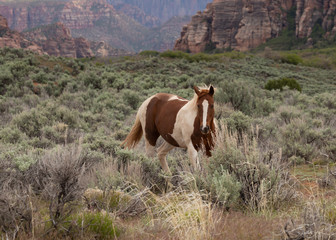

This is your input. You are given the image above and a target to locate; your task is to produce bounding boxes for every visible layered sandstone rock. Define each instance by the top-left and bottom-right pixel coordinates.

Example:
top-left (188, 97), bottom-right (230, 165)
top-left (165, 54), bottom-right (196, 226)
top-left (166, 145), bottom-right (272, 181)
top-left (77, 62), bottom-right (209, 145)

top-left (23, 22), bottom-right (93, 58)
top-left (0, 14), bottom-right (128, 58)
top-left (0, 0), bottom-right (147, 51)
top-left (296, 0), bottom-right (336, 39)
top-left (175, 0), bottom-right (336, 52)
top-left (0, 0), bottom-right (118, 32)
top-left (0, 15), bottom-right (44, 54)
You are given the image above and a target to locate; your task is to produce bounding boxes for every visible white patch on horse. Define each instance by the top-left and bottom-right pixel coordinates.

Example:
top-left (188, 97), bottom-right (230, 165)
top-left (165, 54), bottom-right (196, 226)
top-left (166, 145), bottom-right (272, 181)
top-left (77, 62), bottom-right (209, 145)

top-left (168, 96), bottom-right (188, 101)
top-left (170, 95), bottom-right (198, 148)
top-left (202, 100), bottom-right (209, 128)
top-left (137, 95), bottom-right (155, 155)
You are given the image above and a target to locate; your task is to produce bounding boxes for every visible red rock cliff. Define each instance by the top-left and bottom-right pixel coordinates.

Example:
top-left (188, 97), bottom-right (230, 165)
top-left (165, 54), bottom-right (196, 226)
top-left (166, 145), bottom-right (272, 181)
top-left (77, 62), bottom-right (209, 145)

top-left (0, 0), bottom-right (118, 32)
top-left (174, 0), bottom-right (336, 52)
top-left (0, 14), bottom-right (44, 54)
top-left (23, 22), bottom-right (93, 58)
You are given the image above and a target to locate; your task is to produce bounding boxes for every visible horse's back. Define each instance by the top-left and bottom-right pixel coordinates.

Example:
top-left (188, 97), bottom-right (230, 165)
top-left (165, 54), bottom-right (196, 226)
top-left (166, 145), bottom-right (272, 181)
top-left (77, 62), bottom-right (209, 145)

top-left (143, 93), bottom-right (188, 147)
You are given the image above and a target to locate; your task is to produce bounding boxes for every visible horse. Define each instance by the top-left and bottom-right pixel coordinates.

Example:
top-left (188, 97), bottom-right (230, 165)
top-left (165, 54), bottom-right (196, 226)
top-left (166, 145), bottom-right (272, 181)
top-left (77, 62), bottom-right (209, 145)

top-left (121, 85), bottom-right (216, 173)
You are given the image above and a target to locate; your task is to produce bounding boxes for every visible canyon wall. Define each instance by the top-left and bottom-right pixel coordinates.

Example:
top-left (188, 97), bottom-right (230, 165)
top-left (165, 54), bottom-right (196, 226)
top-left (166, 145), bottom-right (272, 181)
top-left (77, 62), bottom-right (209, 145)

top-left (0, 0), bottom-right (118, 32)
top-left (0, 14), bottom-right (44, 54)
top-left (23, 22), bottom-right (93, 58)
top-left (175, 0), bottom-right (336, 52)
top-left (0, 14), bottom-right (127, 58)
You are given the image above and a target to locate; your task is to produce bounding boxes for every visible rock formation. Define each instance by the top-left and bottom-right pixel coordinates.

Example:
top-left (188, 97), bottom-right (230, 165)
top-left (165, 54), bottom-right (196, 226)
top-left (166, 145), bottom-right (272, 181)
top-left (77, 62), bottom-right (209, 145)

top-left (0, 0), bottom-right (209, 52)
top-left (0, 14), bottom-right (127, 58)
top-left (0, 0), bottom-right (118, 32)
top-left (23, 22), bottom-right (93, 58)
top-left (175, 0), bottom-right (336, 52)
top-left (0, 0), bottom-right (148, 51)
top-left (0, 14), bottom-right (44, 54)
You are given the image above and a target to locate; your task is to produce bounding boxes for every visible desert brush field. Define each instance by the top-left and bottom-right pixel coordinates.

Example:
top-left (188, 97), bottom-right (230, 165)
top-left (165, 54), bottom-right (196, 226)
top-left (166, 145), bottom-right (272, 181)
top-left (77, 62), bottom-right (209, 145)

top-left (0, 47), bottom-right (336, 239)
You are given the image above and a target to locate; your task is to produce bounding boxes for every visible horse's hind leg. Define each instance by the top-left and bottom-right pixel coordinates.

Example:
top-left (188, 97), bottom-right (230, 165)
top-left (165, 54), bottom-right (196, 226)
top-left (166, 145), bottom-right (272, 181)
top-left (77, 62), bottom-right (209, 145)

top-left (145, 140), bottom-right (156, 157)
top-left (144, 129), bottom-right (159, 157)
top-left (157, 141), bottom-right (174, 174)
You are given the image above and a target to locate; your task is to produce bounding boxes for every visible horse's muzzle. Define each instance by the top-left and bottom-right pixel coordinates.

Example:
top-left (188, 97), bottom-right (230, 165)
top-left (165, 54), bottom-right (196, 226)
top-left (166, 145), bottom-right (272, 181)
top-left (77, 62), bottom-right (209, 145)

top-left (200, 126), bottom-right (210, 134)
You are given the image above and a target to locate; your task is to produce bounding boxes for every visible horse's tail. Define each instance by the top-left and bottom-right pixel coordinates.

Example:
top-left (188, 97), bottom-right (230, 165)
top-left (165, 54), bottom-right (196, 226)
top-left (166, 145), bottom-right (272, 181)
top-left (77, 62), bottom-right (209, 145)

top-left (121, 115), bottom-right (143, 149)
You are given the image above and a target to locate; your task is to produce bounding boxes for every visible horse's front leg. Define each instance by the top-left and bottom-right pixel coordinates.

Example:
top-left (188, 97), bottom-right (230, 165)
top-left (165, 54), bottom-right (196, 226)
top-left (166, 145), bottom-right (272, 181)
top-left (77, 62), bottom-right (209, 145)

top-left (187, 143), bottom-right (200, 172)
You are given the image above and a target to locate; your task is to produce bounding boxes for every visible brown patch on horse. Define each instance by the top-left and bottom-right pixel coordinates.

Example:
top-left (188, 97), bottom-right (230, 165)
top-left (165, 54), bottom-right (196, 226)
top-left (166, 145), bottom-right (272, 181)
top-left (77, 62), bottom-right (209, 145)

top-left (145, 93), bottom-right (188, 147)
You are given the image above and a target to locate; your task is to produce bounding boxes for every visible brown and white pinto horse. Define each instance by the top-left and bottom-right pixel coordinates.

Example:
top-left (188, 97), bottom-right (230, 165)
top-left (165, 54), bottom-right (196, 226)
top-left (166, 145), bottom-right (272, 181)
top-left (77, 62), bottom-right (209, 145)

top-left (122, 86), bottom-right (215, 173)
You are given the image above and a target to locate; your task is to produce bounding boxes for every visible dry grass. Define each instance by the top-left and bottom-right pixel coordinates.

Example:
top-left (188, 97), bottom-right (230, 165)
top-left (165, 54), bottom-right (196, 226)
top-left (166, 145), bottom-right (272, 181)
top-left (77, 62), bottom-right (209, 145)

top-left (118, 210), bottom-right (281, 240)
top-left (211, 123), bottom-right (298, 212)
top-left (152, 190), bottom-right (219, 240)
top-left (220, 211), bottom-right (281, 240)
top-left (118, 186), bottom-right (282, 240)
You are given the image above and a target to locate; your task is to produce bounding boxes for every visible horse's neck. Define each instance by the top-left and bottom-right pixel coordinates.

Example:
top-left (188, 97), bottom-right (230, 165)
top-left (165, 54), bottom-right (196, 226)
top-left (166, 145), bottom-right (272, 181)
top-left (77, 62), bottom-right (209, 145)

top-left (184, 95), bottom-right (197, 113)
top-left (182, 99), bottom-right (197, 116)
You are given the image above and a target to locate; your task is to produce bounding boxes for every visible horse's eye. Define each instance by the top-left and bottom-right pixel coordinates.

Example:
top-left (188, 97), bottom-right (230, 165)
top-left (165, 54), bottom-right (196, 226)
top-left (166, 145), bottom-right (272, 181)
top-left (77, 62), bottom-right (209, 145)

top-left (210, 105), bottom-right (214, 108)
top-left (197, 104), bottom-right (200, 108)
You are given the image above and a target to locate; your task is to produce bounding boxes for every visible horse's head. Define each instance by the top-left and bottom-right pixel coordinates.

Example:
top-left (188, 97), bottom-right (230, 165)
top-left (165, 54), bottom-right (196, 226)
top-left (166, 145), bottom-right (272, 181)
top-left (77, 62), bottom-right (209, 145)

top-left (194, 85), bottom-right (215, 135)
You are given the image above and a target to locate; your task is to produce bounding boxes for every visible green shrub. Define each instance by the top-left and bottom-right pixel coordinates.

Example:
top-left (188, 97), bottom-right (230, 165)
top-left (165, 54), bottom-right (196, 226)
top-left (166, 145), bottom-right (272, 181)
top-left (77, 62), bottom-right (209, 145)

top-left (75, 212), bottom-right (121, 239)
top-left (122, 90), bottom-right (140, 110)
top-left (280, 53), bottom-right (303, 65)
top-left (84, 133), bottom-right (119, 156)
top-left (83, 188), bottom-right (131, 211)
top-left (326, 140), bottom-right (336, 161)
top-left (280, 118), bottom-right (320, 162)
top-left (223, 111), bottom-right (252, 134)
top-left (189, 53), bottom-right (219, 62)
top-left (115, 148), bottom-right (134, 173)
top-left (0, 66), bottom-right (13, 94)
top-left (13, 109), bottom-right (48, 138)
top-left (80, 71), bottom-right (102, 89)
top-left (102, 72), bottom-right (119, 87)
top-left (53, 105), bottom-right (78, 127)
top-left (8, 61), bottom-right (31, 81)
top-left (221, 51), bottom-right (247, 59)
top-left (0, 127), bottom-right (24, 144)
top-left (141, 155), bottom-right (167, 192)
top-left (303, 56), bottom-right (333, 69)
top-left (139, 50), bottom-right (160, 57)
top-left (14, 153), bottom-right (37, 171)
top-left (209, 125), bottom-right (295, 211)
top-left (216, 80), bottom-right (257, 115)
top-left (277, 105), bottom-right (302, 124)
top-left (160, 50), bottom-right (190, 60)
top-left (42, 125), bottom-right (67, 144)
top-left (313, 92), bottom-right (336, 109)
top-left (210, 166), bottom-right (241, 207)
top-left (111, 78), bottom-right (125, 92)
top-left (265, 78), bottom-right (302, 92)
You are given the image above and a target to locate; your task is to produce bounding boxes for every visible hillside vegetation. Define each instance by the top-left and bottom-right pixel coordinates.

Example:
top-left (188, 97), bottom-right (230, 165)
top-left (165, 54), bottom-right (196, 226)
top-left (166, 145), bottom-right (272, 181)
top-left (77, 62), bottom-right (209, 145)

top-left (0, 47), bottom-right (336, 239)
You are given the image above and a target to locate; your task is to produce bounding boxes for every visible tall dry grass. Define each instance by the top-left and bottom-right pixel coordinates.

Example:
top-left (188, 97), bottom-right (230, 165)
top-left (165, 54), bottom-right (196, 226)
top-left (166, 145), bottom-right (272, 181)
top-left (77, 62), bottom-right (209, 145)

top-left (210, 122), bottom-right (297, 212)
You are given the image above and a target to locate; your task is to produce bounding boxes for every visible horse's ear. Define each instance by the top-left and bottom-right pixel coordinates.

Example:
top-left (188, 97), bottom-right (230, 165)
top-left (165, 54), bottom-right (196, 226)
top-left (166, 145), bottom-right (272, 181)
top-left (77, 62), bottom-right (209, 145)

top-left (209, 85), bottom-right (215, 96)
top-left (193, 86), bottom-right (201, 96)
